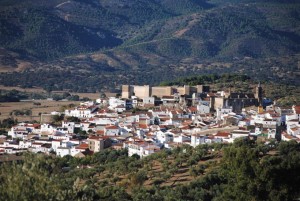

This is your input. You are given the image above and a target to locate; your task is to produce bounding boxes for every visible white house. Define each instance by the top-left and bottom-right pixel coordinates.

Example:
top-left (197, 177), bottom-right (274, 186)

top-left (62, 121), bottom-right (75, 134)
top-left (231, 130), bottom-right (250, 139)
top-left (56, 147), bottom-right (71, 157)
top-left (108, 97), bottom-right (126, 109)
top-left (51, 140), bottom-right (62, 152)
top-left (287, 125), bottom-right (300, 136)
top-left (126, 141), bottom-right (160, 158)
top-left (104, 125), bottom-right (119, 136)
top-left (143, 97), bottom-right (155, 106)
top-left (268, 129), bottom-right (276, 139)
top-left (214, 132), bottom-right (231, 141)
top-left (191, 134), bottom-right (207, 147)
top-left (8, 126), bottom-right (29, 139)
top-left (197, 104), bottom-right (210, 114)
top-left (216, 107), bottom-right (233, 120)
top-left (155, 131), bottom-right (174, 144)
top-left (173, 133), bottom-right (190, 143)
top-left (114, 105), bottom-right (126, 113)
top-left (238, 119), bottom-right (251, 127)
top-left (96, 98), bottom-right (108, 106)
top-left (41, 124), bottom-right (56, 134)
top-left (19, 140), bottom-right (32, 149)
top-left (70, 143), bottom-right (89, 156)
top-left (65, 105), bottom-right (98, 118)
top-left (292, 105), bottom-right (300, 121)
top-left (80, 122), bottom-right (91, 132)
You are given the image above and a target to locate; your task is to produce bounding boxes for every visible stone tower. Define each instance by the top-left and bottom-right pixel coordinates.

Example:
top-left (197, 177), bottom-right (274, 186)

top-left (255, 82), bottom-right (263, 106)
top-left (122, 85), bottom-right (133, 99)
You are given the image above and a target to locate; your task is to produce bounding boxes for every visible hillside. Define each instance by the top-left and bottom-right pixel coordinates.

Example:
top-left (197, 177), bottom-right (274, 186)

top-left (1, 140), bottom-right (300, 200)
top-left (0, 0), bottom-right (299, 91)
top-left (0, 0), bottom-right (212, 60)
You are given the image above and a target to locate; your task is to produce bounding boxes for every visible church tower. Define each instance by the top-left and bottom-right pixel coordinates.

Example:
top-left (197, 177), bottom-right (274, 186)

top-left (255, 82), bottom-right (263, 106)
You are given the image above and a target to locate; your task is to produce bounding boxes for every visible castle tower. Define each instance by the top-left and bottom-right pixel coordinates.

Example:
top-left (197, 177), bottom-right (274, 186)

top-left (122, 85), bottom-right (133, 99)
top-left (255, 82), bottom-right (263, 106)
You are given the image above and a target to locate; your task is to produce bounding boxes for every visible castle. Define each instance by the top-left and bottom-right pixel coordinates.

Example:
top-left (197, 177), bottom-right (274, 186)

top-left (211, 83), bottom-right (263, 113)
top-left (121, 83), bottom-right (263, 113)
top-left (121, 84), bottom-right (209, 99)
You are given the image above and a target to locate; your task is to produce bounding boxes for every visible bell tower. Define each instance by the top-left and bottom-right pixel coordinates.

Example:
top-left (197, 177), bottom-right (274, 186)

top-left (255, 82), bottom-right (263, 106)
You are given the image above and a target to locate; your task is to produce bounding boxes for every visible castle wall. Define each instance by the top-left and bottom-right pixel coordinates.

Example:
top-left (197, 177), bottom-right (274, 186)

top-left (194, 85), bottom-right (210, 93)
top-left (227, 98), bottom-right (258, 113)
top-left (133, 85), bottom-right (150, 98)
top-left (151, 86), bottom-right (172, 98)
top-left (214, 97), bottom-right (225, 110)
top-left (175, 85), bottom-right (190, 96)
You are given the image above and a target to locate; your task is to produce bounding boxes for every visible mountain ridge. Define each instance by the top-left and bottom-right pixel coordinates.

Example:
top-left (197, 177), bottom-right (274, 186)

top-left (0, 0), bottom-right (299, 91)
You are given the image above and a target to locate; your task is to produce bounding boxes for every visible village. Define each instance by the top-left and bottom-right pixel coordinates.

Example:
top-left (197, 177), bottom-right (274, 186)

top-left (1, 83), bottom-right (300, 159)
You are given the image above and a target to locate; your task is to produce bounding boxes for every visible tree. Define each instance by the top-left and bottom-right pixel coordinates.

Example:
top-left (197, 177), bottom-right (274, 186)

top-left (130, 170), bottom-right (147, 187)
top-left (79, 130), bottom-right (87, 137)
top-left (0, 118), bottom-right (16, 128)
top-left (66, 116), bottom-right (81, 123)
top-left (80, 97), bottom-right (90, 101)
top-left (68, 95), bottom-right (80, 101)
top-left (52, 114), bottom-right (64, 123)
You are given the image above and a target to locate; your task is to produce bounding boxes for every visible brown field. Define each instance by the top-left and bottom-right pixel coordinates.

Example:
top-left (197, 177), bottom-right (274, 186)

top-left (0, 100), bottom-right (80, 122)
top-left (71, 92), bottom-right (117, 99)
top-left (0, 85), bottom-right (117, 100)
top-left (0, 85), bottom-right (117, 123)
top-left (71, 93), bottom-right (100, 99)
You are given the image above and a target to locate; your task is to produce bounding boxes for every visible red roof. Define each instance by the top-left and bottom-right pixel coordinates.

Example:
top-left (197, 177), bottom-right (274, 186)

top-left (291, 127), bottom-right (299, 132)
top-left (293, 105), bottom-right (300, 114)
top-left (76, 143), bottom-right (89, 150)
top-left (139, 124), bottom-right (148, 129)
top-left (32, 143), bottom-right (43, 145)
top-left (282, 133), bottom-right (294, 139)
top-left (215, 132), bottom-right (231, 137)
top-left (105, 125), bottom-right (118, 129)
top-left (180, 125), bottom-right (190, 129)
top-left (188, 107), bottom-right (197, 112)
top-left (88, 136), bottom-right (101, 140)
top-left (96, 130), bottom-right (104, 135)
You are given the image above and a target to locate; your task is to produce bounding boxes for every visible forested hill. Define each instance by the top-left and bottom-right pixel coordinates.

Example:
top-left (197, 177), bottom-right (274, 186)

top-left (1, 140), bottom-right (300, 200)
top-left (0, 0), bottom-right (299, 91)
top-left (0, 0), bottom-right (213, 60)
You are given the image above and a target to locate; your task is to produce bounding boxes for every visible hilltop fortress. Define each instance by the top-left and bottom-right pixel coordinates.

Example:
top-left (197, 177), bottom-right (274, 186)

top-left (122, 85), bottom-right (210, 99)
top-left (121, 84), bottom-right (263, 113)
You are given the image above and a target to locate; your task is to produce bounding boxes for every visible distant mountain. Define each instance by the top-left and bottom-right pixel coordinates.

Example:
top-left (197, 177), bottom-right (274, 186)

top-left (0, 4), bottom-right (122, 60)
top-left (0, 0), bottom-right (299, 91)
top-left (0, 0), bottom-right (212, 60)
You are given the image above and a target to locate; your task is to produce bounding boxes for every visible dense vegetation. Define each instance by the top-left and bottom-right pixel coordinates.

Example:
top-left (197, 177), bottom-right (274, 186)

top-left (0, 90), bottom-right (28, 102)
top-left (1, 139), bottom-right (300, 200)
top-left (159, 74), bottom-right (251, 86)
top-left (0, 89), bottom-right (90, 102)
